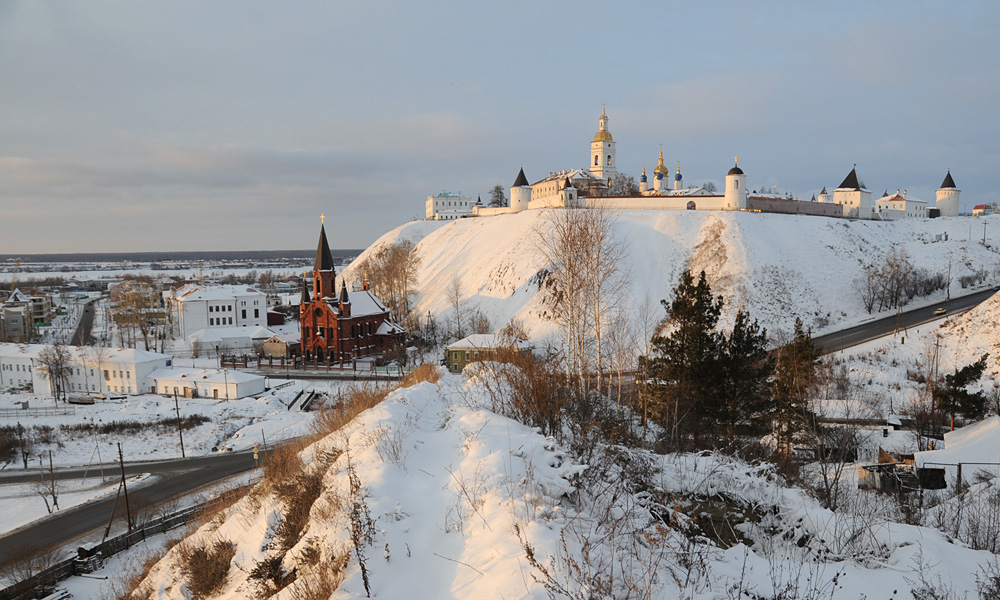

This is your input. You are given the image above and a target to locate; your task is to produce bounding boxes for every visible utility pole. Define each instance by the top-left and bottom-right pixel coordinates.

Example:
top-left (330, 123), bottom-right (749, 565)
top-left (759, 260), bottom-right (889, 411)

top-left (174, 392), bottom-right (185, 458)
top-left (984, 220), bottom-right (988, 246)
top-left (17, 422), bottom-right (28, 469)
top-left (48, 450), bottom-right (58, 511)
top-left (118, 442), bottom-right (133, 531)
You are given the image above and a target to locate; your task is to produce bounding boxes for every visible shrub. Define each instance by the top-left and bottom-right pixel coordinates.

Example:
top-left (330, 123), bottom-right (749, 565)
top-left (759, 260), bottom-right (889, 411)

top-left (178, 539), bottom-right (235, 599)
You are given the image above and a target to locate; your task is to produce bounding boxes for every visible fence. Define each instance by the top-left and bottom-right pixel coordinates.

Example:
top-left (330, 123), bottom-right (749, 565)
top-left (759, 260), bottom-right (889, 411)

top-left (0, 499), bottom-right (220, 600)
top-left (0, 406), bottom-right (76, 419)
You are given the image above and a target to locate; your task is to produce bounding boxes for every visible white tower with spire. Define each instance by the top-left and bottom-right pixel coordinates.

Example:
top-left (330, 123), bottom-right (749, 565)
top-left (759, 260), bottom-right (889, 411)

top-left (510, 167), bottom-right (532, 213)
top-left (724, 157), bottom-right (747, 210)
top-left (936, 170), bottom-right (960, 217)
top-left (589, 107), bottom-right (617, 184)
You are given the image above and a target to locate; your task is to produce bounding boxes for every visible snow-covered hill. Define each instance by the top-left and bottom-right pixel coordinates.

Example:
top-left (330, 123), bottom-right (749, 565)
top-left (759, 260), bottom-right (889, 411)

top-left (127, 368), bottom-right (997, 599)
top-left (343, 211), bottom-right (1000, 343)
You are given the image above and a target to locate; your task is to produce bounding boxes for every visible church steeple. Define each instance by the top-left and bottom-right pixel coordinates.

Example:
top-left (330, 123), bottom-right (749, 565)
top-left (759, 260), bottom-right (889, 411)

top-left (314, 218), bottom-right (335, 272)
top-left (312, 217), bottom-right (336, 299)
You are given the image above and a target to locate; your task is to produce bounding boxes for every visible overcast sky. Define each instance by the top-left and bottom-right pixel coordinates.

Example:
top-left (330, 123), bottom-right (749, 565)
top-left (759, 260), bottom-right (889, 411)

top-left (2, 1), bottom-right (998, 254)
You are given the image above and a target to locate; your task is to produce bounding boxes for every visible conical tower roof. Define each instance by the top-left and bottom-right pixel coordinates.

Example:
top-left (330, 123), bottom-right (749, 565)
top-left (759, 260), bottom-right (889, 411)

top-left (837, 166), bottom-right (864, 190)
top-left (339, 280), bottom-right (350, 304)
top-left (315, 224), bottom-right (335, 272)
top-left (513, 168), bottom-right (529, 187)
top-left (940, 170), bottom-right (957, 189)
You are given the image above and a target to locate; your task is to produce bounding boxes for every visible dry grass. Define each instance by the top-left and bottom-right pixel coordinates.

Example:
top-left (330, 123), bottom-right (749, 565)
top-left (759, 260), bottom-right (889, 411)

top-left (401, 363), bottom-right (440, 387)
top-left (177, 538), bottom-right (235, 600)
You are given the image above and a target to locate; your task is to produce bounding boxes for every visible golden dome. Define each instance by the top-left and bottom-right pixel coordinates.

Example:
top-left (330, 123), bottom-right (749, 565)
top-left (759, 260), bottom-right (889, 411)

top-left (653, 149), bottom-right (668, 175)
top-left (593, 130), bottom-right (614, 142)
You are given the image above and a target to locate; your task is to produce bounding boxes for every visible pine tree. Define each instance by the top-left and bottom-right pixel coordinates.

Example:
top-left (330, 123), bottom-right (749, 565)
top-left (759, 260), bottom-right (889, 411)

top-left (771, 318), bottom-right (820, 457)
top-left (713, 309), bottom-right (773, 440)
top-left (644, 270), bottom-right (723, 445)
top-left (934, 353), bottom-right (989, 429)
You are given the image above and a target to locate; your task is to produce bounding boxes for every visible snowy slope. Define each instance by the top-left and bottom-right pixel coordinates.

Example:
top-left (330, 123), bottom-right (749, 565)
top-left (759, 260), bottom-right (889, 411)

top-left (129, 368), bottom-right (997, 599)
top-left (342, 211), bottom-right (1000, 344)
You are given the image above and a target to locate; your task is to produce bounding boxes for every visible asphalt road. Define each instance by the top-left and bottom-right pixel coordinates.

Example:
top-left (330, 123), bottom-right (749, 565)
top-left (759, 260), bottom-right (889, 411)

top-left (69, 298), bottom-right (98, 346)
top-left (812, 287), bottom-right (997, 354)
top-left (0, 450), bottom-right (258, 564)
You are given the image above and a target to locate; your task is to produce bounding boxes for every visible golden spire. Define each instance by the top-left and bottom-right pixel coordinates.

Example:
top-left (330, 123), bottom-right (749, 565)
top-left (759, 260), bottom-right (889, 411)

top-left (654, 147), bottom-right (668, 175)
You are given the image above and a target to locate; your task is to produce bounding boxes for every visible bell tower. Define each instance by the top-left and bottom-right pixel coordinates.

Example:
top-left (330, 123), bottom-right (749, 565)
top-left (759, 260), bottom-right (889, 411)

top-left (589, 107), bottom-right (617, 183)
top-left (313, 215), bottom-right (336, 299)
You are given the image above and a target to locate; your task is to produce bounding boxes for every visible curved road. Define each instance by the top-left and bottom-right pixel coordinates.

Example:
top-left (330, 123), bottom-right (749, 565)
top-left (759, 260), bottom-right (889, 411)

top-left (812, 287), bottom-right (997, 354)
top-left (0, 450), bottom-right (258, 564)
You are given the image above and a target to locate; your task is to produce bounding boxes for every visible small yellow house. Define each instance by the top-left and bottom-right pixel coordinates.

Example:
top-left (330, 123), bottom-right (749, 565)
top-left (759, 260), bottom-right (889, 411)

top-left (445, 334), bottom-right (533, 373)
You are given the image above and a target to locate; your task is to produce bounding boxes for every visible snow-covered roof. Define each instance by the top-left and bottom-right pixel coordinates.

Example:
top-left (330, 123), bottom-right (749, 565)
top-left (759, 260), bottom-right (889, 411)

top-left (149, 366), bottom-right (263, 385)
top-left (5, 288), bottom-right (29, 303)
top-left (376, 320), bottom-right (404, 336)
top-left (339, 289), bottom-right (389, 318)
top-left (0, 342), bottom-right (170, 365)
top-left (174, 284), bottom-right (263, 302)
top-left (187, 325), bottom-right (274, 343)
top-left (531, 169), bottom-right (603, 186)
top-left (915, 416), bottom-right (1000, 470)
top-left (875, 192), bottom-right (927, 206)
top-left (447, 334), bottom-right (532, 351)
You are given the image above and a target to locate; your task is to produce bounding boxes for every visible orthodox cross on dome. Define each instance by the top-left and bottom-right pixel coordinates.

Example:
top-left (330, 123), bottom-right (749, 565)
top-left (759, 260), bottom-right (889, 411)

top-left (734, 155), bottom-right (739, 165)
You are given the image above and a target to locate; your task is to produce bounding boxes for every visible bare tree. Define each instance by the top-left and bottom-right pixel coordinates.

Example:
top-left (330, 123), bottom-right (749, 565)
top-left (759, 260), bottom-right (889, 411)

top-left (609, 173), bottom-right (639, 196)
top-left (355, 240), bottom-right (421, 324)
top-left (581, 204), bottom-right (628, 394)
top-left (446, 276), bottom-right (465, 340)
top-left (36, 343), bottom-right (72, 403)
top-left (109, 276), bottom-right (164, 350)
top-left (852, 267), bottom-right (880, 314)
top-left (534, 206), bottom-right (627, 396)
top-left (534, 208), bottom-right (591, 393)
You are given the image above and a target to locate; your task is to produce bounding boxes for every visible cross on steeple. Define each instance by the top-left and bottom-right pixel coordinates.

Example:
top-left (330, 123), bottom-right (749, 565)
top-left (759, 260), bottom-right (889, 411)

top-left (320, 213), bottom-right (325, 225)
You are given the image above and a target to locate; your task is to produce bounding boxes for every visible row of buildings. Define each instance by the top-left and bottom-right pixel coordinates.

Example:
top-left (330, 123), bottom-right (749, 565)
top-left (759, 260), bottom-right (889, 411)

top-left (424, 109), bottom-right (962, 221)
top-left (0, 343), bottom-right (265, 399)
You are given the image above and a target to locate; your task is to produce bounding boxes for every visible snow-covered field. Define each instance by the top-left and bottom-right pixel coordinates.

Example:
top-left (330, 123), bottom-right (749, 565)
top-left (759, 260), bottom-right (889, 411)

top-left (342, 211), bottom-right (1000, 344)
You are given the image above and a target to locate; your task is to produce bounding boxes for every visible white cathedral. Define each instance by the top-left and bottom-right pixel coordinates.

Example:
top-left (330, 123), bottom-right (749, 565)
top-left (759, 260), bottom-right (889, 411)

top-left (453, 109), bottom-right (961, 220)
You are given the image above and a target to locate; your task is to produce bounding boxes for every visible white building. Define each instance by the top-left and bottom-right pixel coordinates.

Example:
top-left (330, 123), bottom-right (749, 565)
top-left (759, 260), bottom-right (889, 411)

top-left (188, 324), bottom-right (274, 356)
top-left (163, 284), bottom-right (268, 341)
top-left (149, 367), bottom-right (265, 400)
top-left (425, 192), bottom-right (473, 220)
top-left (874, 190), bottom-right (927, 220)
top-left (833, 166), bottom-right (874, 219)
top-left (0, 342), bottom-right (171, 396)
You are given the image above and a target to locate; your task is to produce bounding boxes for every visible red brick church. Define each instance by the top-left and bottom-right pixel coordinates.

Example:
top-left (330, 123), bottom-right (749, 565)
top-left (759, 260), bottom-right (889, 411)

top-left (300, 221), bottom-right (405, 364)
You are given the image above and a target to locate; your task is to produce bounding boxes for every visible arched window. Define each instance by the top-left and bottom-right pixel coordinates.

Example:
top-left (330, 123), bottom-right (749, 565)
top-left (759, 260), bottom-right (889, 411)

top-left (735, 180), bottom-right (740, 190)
top-left (594, 155), bottom-right (598, 166)
top-left (607, 155), bottom-right (612, 166)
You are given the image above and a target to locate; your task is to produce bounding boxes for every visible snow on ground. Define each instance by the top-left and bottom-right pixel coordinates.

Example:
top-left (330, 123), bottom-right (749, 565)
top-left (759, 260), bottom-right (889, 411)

top-left (342, 211), bottom-right (1000, 347)
top-left (125, 368), bottom-right (998, 599)
top-left (0, 473), bottom-right (150, 537)
top-left (0, 378), bottom-right (354, 470)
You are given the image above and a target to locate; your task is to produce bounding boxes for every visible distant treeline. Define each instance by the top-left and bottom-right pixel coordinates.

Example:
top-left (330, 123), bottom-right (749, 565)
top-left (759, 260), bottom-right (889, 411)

top-left (0, 249), bottom-right (362, 263)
